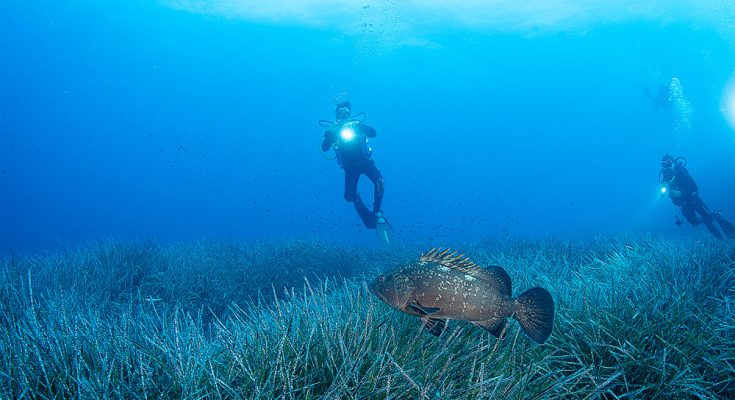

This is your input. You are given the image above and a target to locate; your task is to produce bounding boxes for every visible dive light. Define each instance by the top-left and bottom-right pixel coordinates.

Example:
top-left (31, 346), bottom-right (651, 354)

top-left (340, 125), bottom-right (356, 142)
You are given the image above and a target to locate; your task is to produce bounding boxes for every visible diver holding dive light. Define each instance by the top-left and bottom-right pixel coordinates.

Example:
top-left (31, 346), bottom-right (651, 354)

top-left (320, 101), bottom-right (394, 245)
top-left (659, 154), bottom-right (735, 239)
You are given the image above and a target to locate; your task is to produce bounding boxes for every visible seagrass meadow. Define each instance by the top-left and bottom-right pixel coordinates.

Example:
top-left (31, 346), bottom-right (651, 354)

top-left (0, 237), bottom-right (733, 399)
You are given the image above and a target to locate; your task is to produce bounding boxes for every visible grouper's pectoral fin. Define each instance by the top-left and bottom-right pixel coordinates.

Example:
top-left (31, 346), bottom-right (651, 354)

top-left (422, 318), bottom-right (448, 337)
top-left (408, 302), bottom-right (440, 315)
top-left (472, 318), bottom-right (507, 338)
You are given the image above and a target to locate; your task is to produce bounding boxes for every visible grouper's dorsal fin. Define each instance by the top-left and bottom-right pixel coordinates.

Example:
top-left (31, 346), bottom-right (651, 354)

top-left (420, 248), bottom-right (513, 296)
top-left (420, 248), bottom-right (478, 269)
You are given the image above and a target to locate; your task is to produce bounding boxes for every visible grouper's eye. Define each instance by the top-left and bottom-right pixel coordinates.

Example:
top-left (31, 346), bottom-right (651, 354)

top-left (377, 275), bottom-right (385, 283)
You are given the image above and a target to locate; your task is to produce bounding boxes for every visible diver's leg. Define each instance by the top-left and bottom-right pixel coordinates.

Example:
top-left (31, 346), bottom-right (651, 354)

top-left (345, 168), bottom-right (376, 229)
top-left (694, 200), bottom-right (723, 239)
top-left (343, 168), bottom-right (359, 203)
top-left (703, 222), bottom-right (723, 239)
top-left (681, 205), bottom-right (699, 226)
top-left (364, 160), bottom-right (385, 214)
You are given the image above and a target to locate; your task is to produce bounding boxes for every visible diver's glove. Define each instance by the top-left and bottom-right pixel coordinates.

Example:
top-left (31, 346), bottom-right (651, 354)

top-left (669, 189), bottom-right (682, 199)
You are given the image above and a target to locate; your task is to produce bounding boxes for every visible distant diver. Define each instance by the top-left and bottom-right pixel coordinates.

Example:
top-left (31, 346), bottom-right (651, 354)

top-left (319, 101), bottom-right (394, 245)
top-left (644, 85), bottom-right (672, 111)
top-left (646, 78), bottom-right (693, 137)
top-left (659, 154), bottom-right (735, 238)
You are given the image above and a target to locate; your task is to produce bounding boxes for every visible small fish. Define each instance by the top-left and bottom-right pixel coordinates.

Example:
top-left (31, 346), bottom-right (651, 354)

top-left (369, 248), bottom-right (555, 343)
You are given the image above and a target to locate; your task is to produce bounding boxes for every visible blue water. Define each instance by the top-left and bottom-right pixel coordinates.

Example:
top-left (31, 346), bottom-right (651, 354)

top-left (2, 1), bottom-right (734, 255)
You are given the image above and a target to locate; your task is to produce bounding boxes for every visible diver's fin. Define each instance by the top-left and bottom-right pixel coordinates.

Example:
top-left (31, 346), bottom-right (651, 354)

top-left (422, 318), bottom-right (447, 336)
top-left (408, 303), bottom-right (440, 315)
top-left (375, 213), bottom-right (395, 246)
top-left (714, 212), bottom-right (735, 238)
top-left (354, 194), bottom-right (378, 229)
top-left (472, 318), bottom-right (508, 338)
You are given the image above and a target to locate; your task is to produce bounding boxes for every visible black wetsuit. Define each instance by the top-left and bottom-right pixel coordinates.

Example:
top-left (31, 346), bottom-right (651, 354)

top-left (322, 121), bottom-right (384, 229)
top-left (666, 165), bottom-right (734, 238)
top-left (646, 85), bottom-right (671, 111)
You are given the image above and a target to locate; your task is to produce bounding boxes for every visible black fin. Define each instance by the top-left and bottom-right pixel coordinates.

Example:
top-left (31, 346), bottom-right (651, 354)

top-left (472, 318), bottom-right (508, 338)
top-left (715, 213), bottom-right (735, 238)
top-left (422, 318), bottom-right (447, 336)
top-left (376, 216), bottom-right (395, 246)
top-left (513, 287), bottom-right (555, 344)
top-left (408, 303), bottom-right (440, 315)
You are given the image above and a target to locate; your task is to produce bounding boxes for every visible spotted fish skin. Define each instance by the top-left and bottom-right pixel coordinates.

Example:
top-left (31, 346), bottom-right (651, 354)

top-left (369, 248), bottom-right (555, 344)
top-left (380, 259), bottom-right (512, 320)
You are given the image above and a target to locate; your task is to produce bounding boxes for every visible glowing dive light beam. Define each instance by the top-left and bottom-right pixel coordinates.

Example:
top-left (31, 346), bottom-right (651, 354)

top-left (660, 186), bottom-right (667, 195)
top-left (340, 127), bottom-right (356, 141)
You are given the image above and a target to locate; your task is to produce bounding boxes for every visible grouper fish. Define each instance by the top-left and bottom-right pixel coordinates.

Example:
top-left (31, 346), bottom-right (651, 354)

top-left (368, 248), bottom-right (555, 344)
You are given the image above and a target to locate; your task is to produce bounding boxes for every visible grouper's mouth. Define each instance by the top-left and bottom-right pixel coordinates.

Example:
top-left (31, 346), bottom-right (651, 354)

top-left (367, 281), bottom-right (378, 297)
top-left (367, 281), bottom-right (387, 303)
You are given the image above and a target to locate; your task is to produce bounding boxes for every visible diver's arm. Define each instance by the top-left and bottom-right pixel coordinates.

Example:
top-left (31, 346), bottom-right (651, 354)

top-left (321, 130), bottom-right (336, 152)
top-left (671, 204), bottom-right (683, 227)
top-left (361, 124), bottom-right (377, 138)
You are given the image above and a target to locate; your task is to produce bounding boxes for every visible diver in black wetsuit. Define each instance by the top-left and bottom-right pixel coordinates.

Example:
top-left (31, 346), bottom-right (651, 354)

top-left (660, 154), bottom-right (735, 239)
top-left (321, 102), bottom-right (385, 229)
top-left (645, 85), bottom-right (672, 111)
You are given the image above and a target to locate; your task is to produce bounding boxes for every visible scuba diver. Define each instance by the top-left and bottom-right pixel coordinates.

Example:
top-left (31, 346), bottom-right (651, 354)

top-left (644, 84), bottom-right (672, 111)
top-left (320, 101), bottom-right (394, 245)
top-left (659, 154), bottom-right (735, 239)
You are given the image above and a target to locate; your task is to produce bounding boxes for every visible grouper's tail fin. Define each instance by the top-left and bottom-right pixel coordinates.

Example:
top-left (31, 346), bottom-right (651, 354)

top-left (513, 287), bottom-right (555, 344)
